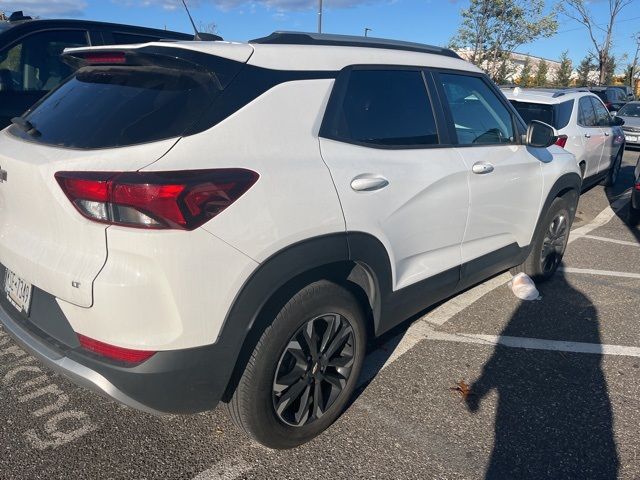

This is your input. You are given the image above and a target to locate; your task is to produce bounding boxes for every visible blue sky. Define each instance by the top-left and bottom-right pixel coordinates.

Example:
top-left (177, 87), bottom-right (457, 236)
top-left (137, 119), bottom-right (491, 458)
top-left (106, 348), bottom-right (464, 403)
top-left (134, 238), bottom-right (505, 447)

top-left (1, 0), bottom-right (640, 69)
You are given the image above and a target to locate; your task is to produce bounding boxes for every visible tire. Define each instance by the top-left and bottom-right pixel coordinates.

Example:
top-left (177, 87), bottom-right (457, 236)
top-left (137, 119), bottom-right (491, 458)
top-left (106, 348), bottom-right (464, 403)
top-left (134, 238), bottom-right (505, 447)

top-left (510, 196), bottom-right (572, 282)
top-left (600, 149), bottom-right (622, 187)
top-left (628, 204), bottom-right (640, 227)
top-left (224, 280), bottom-right (367, 449)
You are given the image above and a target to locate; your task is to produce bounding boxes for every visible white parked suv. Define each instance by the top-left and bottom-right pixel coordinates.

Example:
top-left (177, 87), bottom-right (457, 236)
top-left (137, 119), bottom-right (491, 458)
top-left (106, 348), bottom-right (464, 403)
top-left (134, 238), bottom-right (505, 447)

top-left (503, 87), bottom-right (626, 189)
top-left (0, 32), bottom-right (581, 448)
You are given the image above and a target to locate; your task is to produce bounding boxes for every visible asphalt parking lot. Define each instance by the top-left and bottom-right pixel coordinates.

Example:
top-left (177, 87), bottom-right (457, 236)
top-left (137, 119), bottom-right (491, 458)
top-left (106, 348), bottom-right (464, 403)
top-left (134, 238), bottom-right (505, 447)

top-left (1, 150), bottom-right (639, 480)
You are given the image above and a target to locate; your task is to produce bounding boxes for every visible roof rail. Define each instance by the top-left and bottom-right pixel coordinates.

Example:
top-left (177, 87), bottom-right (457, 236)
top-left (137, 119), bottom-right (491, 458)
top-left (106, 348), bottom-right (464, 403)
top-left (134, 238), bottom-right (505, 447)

top-left (249, 31), bottom-right (461, 59)
top-left (551, 88), bottom-right (589, 97)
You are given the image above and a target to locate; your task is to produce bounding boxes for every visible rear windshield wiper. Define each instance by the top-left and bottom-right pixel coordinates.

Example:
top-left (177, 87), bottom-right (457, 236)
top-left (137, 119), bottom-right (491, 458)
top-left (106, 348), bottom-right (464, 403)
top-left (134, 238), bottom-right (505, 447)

top-left (11, 117), bottom-right (41, 137)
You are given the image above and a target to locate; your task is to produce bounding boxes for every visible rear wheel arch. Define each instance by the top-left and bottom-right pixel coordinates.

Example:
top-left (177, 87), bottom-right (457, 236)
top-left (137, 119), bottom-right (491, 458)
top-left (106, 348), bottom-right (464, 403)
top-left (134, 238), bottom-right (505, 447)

top-left (220, 233), bottom-right (391, 400)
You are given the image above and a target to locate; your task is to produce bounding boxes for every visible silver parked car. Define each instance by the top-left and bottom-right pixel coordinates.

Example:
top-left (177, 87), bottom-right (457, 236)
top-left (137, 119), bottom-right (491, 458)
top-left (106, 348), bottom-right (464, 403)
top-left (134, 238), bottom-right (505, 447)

top-left (617, 101), bottom-right (640, 147)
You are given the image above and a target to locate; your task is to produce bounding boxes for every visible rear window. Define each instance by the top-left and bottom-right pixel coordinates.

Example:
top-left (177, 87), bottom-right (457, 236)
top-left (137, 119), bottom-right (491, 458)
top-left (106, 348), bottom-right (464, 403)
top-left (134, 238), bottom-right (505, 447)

top-left (509, 100), bottom-right (574, 130)
top-left (10, 65), bottom-right (219, 149)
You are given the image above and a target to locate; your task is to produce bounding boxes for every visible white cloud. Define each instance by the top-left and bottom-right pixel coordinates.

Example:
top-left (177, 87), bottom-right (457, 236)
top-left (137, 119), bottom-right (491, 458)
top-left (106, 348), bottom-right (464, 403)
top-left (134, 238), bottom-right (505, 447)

top-left (0, 0), bottom-right (87, 16)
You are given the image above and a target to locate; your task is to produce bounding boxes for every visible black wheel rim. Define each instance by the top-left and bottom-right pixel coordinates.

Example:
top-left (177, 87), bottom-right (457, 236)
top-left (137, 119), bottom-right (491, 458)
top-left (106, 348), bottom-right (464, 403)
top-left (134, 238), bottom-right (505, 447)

top-left (540, 213), bottom-right (568, 275)
top-left (272, 313), bottom-right (355, 427)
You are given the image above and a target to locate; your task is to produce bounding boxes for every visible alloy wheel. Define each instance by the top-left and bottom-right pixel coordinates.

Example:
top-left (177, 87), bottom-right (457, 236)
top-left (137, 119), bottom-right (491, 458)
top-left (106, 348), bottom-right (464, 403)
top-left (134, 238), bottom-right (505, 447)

top-left (272, 313), bottom-right (356, 427)
top-left (540, 213), bottom-right (568, 275)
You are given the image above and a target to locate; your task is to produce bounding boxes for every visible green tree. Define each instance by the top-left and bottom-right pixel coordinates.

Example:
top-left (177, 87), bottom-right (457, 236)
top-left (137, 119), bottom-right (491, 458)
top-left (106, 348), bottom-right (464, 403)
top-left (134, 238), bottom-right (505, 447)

top-left (450, 0), bottom-right (558, 82)
top-left (533, 59), bottom-right (549, 87)
top-left (518, 56), bottom-right (533, 87)
top-left (576, 54), bottom-right (594, 86)
top-left (554, 50), bottom-right (573, 87)
top-left (604, 55), bottom-right (617, 85)
top-left (494, 56), bottom-right (513, 84)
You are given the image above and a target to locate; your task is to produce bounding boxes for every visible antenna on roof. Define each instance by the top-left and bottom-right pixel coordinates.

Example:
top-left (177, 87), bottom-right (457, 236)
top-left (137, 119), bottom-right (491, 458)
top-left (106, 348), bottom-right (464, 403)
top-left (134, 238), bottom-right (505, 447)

top-left (179, 0), bottom-right (223, 41)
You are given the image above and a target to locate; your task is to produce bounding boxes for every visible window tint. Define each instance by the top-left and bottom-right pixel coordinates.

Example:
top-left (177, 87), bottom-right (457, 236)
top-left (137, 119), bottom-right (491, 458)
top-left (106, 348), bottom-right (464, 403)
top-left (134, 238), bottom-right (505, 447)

top-left (591, 97), bottom-right (611, 127)
top-left (555, 100), bottom-right (574, 130)
top-left (112, 32), bottom-right (158, 45)
top-left (330, 69), bottom-right (439, 146)
top-left (510, 101), bottom-right (553, 127)
top-left (12, 66), bottom-right (218, 149)
top-left (508, 100), bottom-right (573, 130)
top-left (439, 73), bottom-right (514, 145)
top-left (617, 103), bottom-right (640, 117)
top-left (0, 30), bottom-right (88, 92)
top-left (578, 97), bottom-right (597, 127)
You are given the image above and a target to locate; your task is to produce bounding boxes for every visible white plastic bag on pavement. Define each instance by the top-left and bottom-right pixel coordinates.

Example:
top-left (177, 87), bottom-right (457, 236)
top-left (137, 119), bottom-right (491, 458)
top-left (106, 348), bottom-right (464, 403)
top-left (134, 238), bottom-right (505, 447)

top-left (509, 273), bottom-right (541, 301)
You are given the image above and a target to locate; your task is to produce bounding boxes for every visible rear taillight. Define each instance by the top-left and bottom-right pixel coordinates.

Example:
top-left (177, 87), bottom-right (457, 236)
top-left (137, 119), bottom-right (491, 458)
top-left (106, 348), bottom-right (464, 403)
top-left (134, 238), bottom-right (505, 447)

top-left (555, 135), bottom-right (568, 148)
top-left (55, 169), bottom-right (259, 230)
top-left (635, 182), bottom-right (640, 191)
top-left (77, 334), bottom-right (156, 364)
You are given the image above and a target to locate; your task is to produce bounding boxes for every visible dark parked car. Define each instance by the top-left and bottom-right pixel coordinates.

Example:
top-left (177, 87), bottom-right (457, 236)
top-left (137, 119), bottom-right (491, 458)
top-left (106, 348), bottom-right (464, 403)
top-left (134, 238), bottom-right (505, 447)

top-left (589, 86), bottom-right (628, 113)
top-left (629, 157), bottom-right (640, 225)
top-left (611, 85), bottom-right (635, 102)
top-left (0, 11), bottom-right (191, 128)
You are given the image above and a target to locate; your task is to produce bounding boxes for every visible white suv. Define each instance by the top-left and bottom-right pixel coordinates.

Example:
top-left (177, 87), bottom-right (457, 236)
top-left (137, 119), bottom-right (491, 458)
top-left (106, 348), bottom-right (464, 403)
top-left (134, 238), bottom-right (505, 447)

top-left (503, 87), bottom-right (626, 189)
top-left (0, 32), bottom-right (580, 448)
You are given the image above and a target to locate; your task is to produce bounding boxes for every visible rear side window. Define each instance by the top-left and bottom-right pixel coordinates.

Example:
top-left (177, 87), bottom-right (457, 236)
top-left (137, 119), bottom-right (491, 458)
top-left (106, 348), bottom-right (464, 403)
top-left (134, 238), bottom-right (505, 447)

top-left (10, 66), bottom-right (219, 149)
top-left (325, 69), bottom-right (439, 147)
top-left (439, 73), bottom-right (514, 145)
top-left (554, 100), bottom-right (574, 130)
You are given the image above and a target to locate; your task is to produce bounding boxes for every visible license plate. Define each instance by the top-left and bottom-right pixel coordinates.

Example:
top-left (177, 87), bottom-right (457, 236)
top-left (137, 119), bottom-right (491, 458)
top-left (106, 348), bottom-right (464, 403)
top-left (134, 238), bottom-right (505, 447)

top-left (625, 135), bottom-right (638, 142)
top-left (4, 268), bottom-right (32, 315)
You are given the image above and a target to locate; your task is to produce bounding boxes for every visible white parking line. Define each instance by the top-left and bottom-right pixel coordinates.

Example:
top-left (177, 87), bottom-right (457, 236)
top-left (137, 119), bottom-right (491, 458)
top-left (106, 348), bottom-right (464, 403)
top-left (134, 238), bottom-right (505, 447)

top-left (560, 267), bottom-right (640, 280)
top-left (582, 235), bottom-right (639, 247)
top-left (192, 460), bottom-right (251, 480)
top-left (423, 325), bottom-right (640, 357)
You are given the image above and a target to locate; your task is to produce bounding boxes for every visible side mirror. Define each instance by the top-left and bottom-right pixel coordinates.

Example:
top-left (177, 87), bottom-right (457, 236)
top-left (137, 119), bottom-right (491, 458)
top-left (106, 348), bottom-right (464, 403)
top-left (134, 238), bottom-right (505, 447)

top-left (526, 120), bottom-right (557, 148)
top-left (612, 115), bottom-right (625, 126)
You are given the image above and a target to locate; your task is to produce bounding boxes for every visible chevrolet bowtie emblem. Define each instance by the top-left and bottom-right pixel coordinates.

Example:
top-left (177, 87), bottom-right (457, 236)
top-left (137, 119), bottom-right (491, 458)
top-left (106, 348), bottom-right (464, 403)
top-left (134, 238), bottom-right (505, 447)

top-left (0, 168), bottom-right (6, 183)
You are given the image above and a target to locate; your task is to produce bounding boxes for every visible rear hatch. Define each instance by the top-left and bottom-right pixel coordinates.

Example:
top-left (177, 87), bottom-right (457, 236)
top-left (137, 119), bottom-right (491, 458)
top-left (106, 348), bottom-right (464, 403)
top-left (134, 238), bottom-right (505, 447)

top-left (0, 43), bottom-right (252, 308)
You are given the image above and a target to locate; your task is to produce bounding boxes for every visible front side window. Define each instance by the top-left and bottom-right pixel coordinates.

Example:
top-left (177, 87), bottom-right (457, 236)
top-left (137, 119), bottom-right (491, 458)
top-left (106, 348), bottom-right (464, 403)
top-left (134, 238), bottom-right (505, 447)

top-left (578, 97), bottom-right (597, 127)
top-left (327, 69), bottom-right (439, 147)
top-left (0, 30), bottom-right (88, 92)
top-left (591, 97), bottom-right (611, 127)
top-left (439, 73), bottom-right (514, 145)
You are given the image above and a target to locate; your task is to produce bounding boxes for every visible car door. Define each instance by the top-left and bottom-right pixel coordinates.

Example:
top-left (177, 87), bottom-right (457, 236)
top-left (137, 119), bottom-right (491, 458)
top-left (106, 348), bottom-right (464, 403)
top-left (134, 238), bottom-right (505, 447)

top-left (0, 29), bottom-right (88, 128)
top-left (319, 67), bottom-right (469, 293)
top-left (433, 71), bottom-right (543, 284)
top-left (591, 96), bottom-right (617, 173)
top-left (577, 96), bottom-right (605, 179)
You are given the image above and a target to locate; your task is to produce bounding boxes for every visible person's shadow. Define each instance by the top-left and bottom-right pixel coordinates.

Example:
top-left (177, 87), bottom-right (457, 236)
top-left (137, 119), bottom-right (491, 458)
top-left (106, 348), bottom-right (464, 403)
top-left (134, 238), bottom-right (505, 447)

top-left (465, 270), bottom-right (619, 479)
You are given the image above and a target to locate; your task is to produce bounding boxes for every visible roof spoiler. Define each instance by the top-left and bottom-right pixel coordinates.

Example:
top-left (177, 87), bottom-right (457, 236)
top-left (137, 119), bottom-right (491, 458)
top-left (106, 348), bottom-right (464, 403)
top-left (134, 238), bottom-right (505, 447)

top-left (61, 45), bottom-right (245, 90)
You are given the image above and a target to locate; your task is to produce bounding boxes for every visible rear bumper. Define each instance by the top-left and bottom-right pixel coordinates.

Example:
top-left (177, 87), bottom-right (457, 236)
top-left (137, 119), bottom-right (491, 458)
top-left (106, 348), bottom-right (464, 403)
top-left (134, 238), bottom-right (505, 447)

top-left (0, 287), bottom-right (234, 415)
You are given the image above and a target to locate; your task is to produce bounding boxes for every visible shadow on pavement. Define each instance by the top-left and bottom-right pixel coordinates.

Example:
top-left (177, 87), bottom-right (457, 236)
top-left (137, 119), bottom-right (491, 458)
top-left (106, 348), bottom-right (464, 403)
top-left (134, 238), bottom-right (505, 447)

top-left (466, 269), bottom-right (619, 479)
